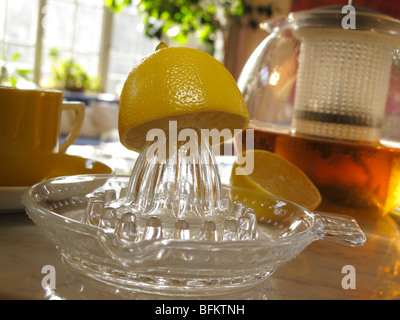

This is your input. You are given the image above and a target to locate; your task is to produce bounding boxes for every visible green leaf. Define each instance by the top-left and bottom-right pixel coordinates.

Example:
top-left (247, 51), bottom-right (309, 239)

top-left (10, 76), bottom-right (17, 87)
top-left (12, 53), bottom-right (20, 61)
top-left (16, 69), bottom-right (31, 76)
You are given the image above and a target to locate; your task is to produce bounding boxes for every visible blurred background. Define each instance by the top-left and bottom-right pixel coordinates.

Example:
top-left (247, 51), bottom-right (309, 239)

top-left (0, 0), bottom-right (398, 140)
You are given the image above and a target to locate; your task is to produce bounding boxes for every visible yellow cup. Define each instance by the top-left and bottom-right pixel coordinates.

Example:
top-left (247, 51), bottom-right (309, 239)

top-left (0, 86), bottom-right (85, 186)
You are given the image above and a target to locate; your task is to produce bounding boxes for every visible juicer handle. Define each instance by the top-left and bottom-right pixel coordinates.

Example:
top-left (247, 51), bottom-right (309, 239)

top-left (315, 212), bottom-right (367, 247)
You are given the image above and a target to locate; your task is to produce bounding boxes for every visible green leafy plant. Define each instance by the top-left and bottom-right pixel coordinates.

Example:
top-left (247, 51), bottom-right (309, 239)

top-left (105, 0), bottom-right (274, 53)
top-left (47, 47), bottom-right (100, 92)
top-left (105, 0), bottom-right (244, 46)
top-left (0, 53), bottom-right (33, 87)
top-left (138, 0), bottom-right (244, 45)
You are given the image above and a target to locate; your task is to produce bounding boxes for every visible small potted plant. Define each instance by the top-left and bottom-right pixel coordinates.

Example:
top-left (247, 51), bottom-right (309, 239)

top-left (47, 47), bottom-right (100, 93)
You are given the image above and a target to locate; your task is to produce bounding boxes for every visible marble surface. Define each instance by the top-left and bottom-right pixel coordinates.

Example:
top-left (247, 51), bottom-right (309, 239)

top-left (1, 210), bottom-right (400, 300)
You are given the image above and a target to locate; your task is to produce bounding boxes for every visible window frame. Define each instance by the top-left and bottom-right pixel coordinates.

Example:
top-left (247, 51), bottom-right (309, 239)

top-left (2, 0), bottom-right (130, 94)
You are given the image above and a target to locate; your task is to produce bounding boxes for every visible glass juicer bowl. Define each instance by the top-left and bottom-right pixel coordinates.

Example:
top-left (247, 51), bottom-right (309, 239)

top-left (22, 129), bottom-right (366, 297)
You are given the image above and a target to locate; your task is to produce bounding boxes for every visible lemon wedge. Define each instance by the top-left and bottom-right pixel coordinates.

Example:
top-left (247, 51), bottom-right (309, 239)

top-left (231, 150), bottom-right (322, 216)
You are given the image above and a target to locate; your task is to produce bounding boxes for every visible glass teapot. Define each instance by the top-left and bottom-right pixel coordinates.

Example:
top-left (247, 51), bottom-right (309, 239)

top-left (237, 5), bottom-right (400, 217)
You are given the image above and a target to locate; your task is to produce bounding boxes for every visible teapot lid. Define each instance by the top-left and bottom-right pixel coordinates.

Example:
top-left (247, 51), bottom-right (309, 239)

top-left (289, 5), bottom-right (400, 37)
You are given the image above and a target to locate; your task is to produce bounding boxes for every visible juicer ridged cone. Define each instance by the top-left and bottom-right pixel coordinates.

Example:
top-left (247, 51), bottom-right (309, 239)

top-left (83, 131), bottom-right (258, 242)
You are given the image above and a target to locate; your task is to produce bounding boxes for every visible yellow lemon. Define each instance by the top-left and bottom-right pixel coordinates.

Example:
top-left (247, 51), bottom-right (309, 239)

top-left (231, 150), bottom-right (322, 217)
top-left (118, 43), bottom-right (249, 151)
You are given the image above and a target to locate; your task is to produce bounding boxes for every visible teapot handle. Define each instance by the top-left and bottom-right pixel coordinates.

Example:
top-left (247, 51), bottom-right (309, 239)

top-left (260, 15), bottom-right (289, 34)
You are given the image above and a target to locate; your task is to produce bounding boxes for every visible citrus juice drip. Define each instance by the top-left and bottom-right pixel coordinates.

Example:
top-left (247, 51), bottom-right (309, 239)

top-left (240, 125), bottom-right (400, 215)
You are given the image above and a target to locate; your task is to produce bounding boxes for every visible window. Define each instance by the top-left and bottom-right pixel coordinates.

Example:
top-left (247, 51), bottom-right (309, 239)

top-left (0, 0), bottom-right (39, 86)
top-left (108, 4), bottom-right (158, 96)
top-left (41, 0), bottom-right (104, 84)
top-left (0, 0), bottom-right (159, 94)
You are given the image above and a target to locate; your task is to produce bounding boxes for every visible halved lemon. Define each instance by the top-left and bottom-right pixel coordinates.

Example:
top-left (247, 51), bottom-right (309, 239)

top-left (118, 43), bottom-right (249, 152)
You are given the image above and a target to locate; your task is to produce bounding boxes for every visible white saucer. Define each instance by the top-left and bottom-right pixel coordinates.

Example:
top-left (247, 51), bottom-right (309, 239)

top-left (0, 186), bottom-right (28, 213)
